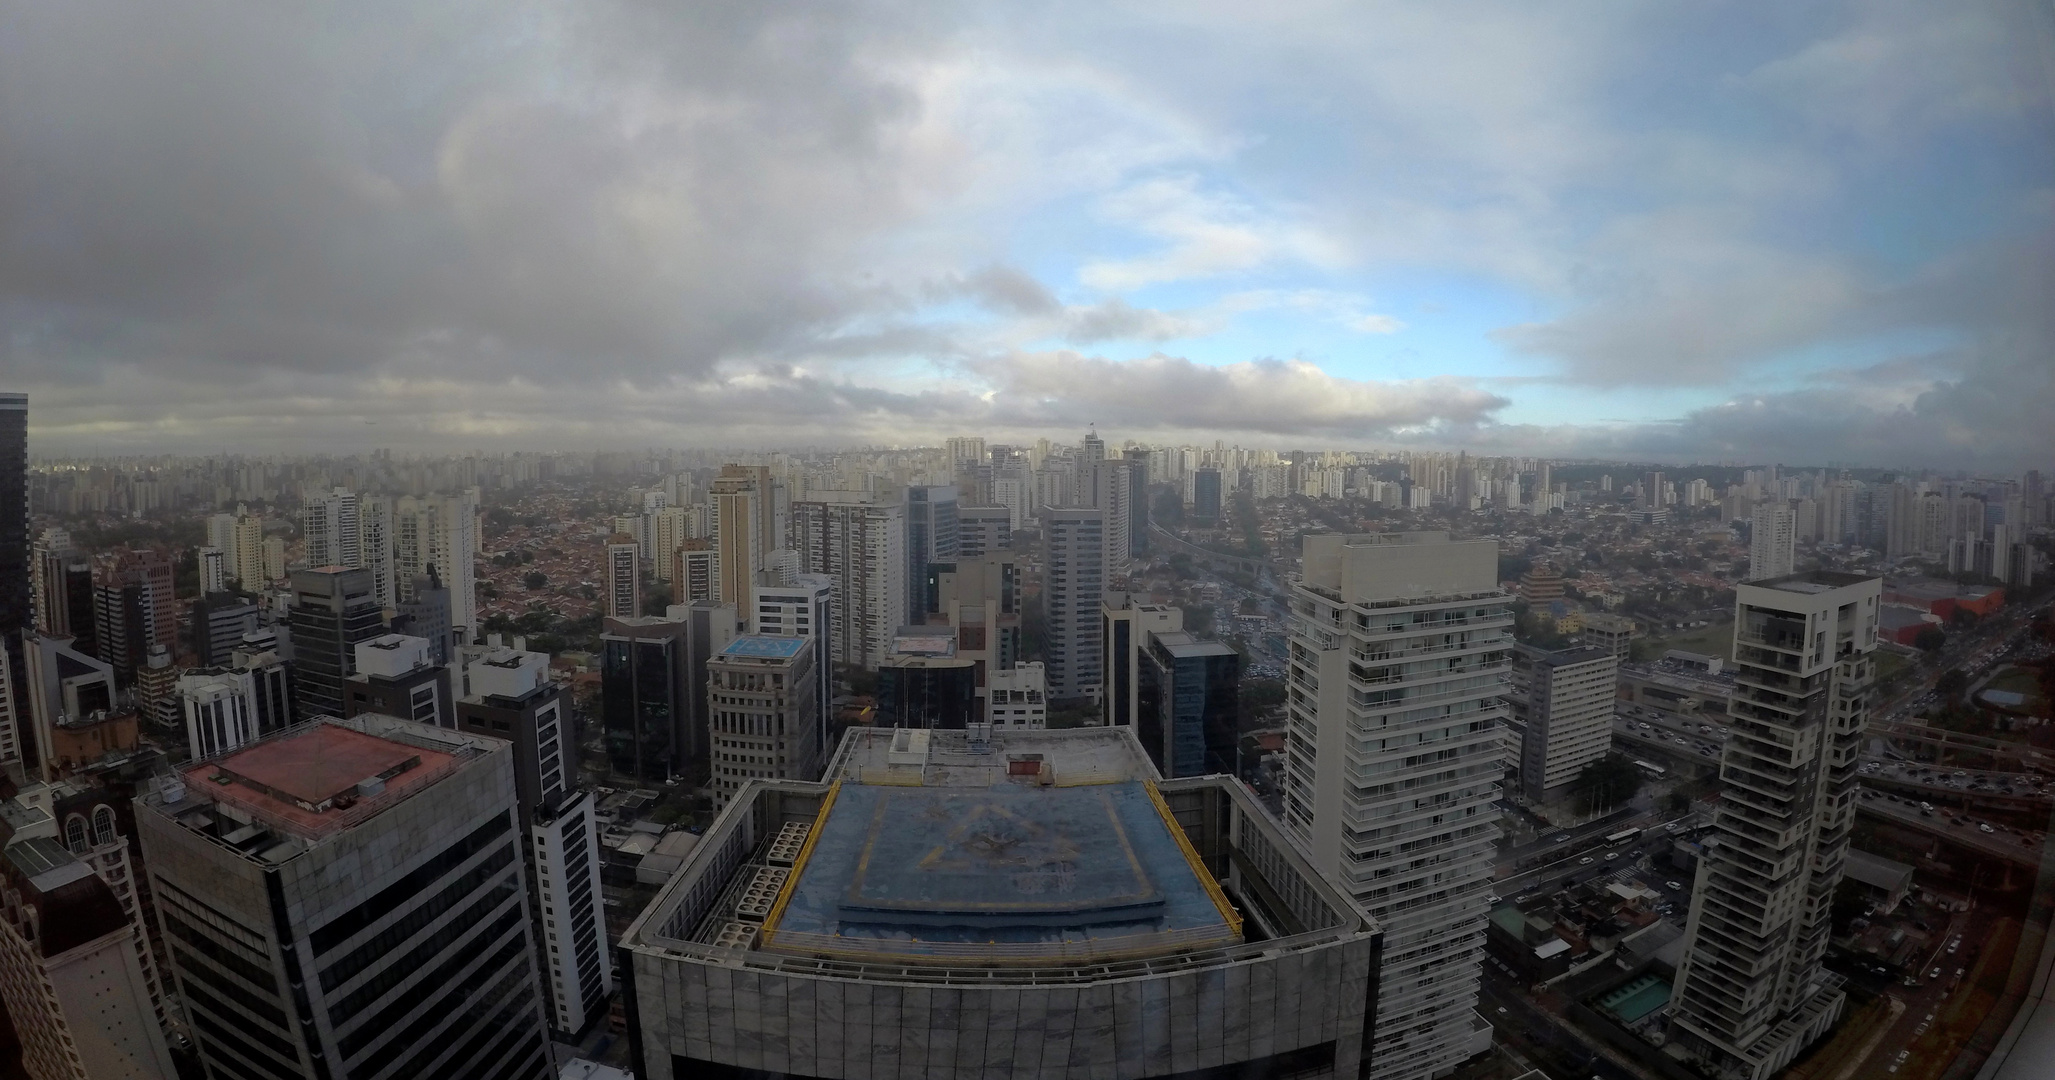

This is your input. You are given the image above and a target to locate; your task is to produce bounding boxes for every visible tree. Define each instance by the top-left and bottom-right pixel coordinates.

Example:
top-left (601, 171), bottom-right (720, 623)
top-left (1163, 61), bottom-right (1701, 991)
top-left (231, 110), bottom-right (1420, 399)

top-left (1574, 755), bottom-right (1645, 815)
top-left (1936, 668), bottom-right (1969, 702)
top-left (1184, 605), bottom-right (1216, 636)
top-left (1914, 626), bottom-right (1946, 653)
top-left (522, 570), bottom-right (548, 590)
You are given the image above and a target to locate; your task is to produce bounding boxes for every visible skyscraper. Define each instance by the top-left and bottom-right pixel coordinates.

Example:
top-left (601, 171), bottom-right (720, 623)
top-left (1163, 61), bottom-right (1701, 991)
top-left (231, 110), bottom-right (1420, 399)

top-left (904, 484), bottom-right (959, 622)
top-left (1088, 459), bottom-right (1133, 576)
top-left (1080, 426), bottom-right (1105, 462)
top-left (1123, 445), bottom-right (1151, 556)
top-left (1285, 532), bottom-right (1508, 1080)
top-left (456, 646), bottom-right (613, 1037)
top-left (393, 489), bottom-right (480, 645)
top-left (1101, 593), bottom-right (1184, 729)
top-left (790, 494), bottom-right (905, 668)
top-left (705, 635), bottom-right (822, 807)
top-left (1667, 571), bottom-right (1881, 1080)
top-left (197, 545), bottom-right (227, 594)
top-left (712, 464), bottom-right (776, 613)
top-left (302, 486), bottom-right (362, 569)
top-left (750, 573), bottom-right (833, 751)
top-left (286, 566), bottom-right (385, 721)
top-left (1750, 501), bottom-right (1798, 582)
top-left (601, 609), bottom-right (735, 783)
top-left (1508, 644), bottom-right (1617, 804)
top-left (343, 632), bottom-right (454, 728)
top-left (672, 539), bottom-right (718, 604)
top-left (1135, 631), bottom-right (1239, 778)
top-left (1040, 507), bottom-right (1107, 702)
top-left (0, 395), bottom-right (26, 761)
top-left (605, 534), bottom-right (641, 619)
top-left (1191, 467), bottom-right (1223, 523)
top-left (953, 505), bottom-right (1013, 559)
top-left (0, 837), bottom-right (178, 1080)
top-left (136, 715), bottom-right (555, 1080)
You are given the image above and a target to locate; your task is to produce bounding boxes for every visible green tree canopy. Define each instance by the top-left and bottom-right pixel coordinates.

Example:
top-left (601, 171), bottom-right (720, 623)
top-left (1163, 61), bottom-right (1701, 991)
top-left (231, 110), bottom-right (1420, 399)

top-left (1574, 755), bottom-right (1645, 815)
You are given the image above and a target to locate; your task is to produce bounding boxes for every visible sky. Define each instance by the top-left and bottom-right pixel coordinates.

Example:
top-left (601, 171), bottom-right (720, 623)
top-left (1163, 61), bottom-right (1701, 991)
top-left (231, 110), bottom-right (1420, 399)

top-left (2, 0), bottom-right (2052, 469)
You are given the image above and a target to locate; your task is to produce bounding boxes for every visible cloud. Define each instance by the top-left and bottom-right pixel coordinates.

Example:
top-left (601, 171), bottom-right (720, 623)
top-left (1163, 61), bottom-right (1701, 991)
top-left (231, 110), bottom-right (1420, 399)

top-left (1733, 0), bottom-right (2025, 148)
top-left (0, 0), bottom-right (2047, 468)
top-left (976, 352), bottom-right (1507, 437)
top-left (1079, 176), bottom-right (1348, 290)
top-left (1220, 289), bottom-right (1406, 335)
top-left (1490, 210), bottom-right (1867, 385)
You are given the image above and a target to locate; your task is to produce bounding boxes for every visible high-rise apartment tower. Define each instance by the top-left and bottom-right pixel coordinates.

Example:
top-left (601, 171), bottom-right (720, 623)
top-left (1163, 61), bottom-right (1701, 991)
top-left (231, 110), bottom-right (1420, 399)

top-left (1666, 571), bottom-right (1881, 1080)
top-left (1285, 532), bottom-right (1508, 1080)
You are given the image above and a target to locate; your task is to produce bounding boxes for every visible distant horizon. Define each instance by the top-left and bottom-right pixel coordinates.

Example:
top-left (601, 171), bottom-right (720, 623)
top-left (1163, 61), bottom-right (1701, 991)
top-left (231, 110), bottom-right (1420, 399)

top-left (17, 434), bottom-right (2029, 481)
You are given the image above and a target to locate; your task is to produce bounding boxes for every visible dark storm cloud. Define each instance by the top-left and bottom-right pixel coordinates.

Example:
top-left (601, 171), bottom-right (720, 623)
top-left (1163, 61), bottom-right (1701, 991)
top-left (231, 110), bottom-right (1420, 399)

top-left (0, 0), bottom-right (943, 385)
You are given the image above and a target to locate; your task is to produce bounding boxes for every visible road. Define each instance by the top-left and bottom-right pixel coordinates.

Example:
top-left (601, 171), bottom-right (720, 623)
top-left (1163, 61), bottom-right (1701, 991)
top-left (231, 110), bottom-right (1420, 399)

top-left (1496, 814), bottom-right (1701, 898)
top-left (1854, 798), bottom-right (2045, 866)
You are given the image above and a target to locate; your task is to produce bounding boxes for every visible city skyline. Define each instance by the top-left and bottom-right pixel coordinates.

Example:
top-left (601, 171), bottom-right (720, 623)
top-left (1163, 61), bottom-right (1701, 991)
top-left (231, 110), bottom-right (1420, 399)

top-left (2, 4), bottom-right (2049, 468)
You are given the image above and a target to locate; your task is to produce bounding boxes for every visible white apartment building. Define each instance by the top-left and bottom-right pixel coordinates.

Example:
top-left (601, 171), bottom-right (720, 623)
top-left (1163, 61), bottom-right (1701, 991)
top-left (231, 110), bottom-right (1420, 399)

top-left (751, 573), bottom-right (834, 752)
top-left (1285, 532), bottom-right (1508, 1080)
top-left (986, 661), bottom-right (1047, 727)
top-left (605, 537), bottom-right (640, 619)
top-left (394, 489), bottom-right (480, 642)
top-left (1509, 644), bottom-right (1617, 804)
top-left (1040, 507), bottom-right (1107, 702)
top-left (302, 487), bottom-right (362, 569)
top-left (180, 669), bottom-right (260, 758)
top-left (789, 495), bottom-right (905, 669)
top-left (1667, 571), bottom-right (1881, 1080)
top-left (1750, 502), bottom-right (1797, 580)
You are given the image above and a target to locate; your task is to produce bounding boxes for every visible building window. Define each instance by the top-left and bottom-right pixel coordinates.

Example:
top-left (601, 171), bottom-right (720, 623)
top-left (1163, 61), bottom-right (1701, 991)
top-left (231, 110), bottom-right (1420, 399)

top-left (92, 806), bottom-right (117, 846)
top-left (64, 814), bottom-right (89, 854)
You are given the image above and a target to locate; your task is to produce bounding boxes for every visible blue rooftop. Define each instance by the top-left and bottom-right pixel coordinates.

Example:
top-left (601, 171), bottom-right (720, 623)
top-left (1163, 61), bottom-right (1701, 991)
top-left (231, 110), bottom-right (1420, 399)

top-left (763, 780), bottom-right (1240, 963)
top-left (719, 635), bottom-right (809, 659)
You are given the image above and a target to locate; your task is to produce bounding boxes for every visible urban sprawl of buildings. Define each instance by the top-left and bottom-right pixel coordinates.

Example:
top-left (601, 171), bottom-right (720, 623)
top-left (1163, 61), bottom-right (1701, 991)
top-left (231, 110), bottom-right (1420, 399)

top-left (0, 394), bottom-right (2051, 1080)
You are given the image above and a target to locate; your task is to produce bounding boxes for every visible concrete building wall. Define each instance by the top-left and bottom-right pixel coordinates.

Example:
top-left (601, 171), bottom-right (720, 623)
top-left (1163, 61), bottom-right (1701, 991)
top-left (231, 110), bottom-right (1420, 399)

top-left (633, 944), bottom-right (1372, 1080)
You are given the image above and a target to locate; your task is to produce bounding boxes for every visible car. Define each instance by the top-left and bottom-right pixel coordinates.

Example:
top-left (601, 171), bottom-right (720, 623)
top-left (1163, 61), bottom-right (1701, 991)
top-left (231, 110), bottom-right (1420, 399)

top-left (1496, 1007), bottom-right (1508, 1015)
top-left (1553, 834), bottom-right (1571, 844)
top-left (1580, 857), bottom-right (1595, 865)
top-left (1604, 852), bottom-right (1619, 861)
top-left (1929, 967), bottom-right (1942, 979)
top-left (1980, 823), bottom-right (1995, 833)
top-left (1666, 880), bottom-right (1685, 890)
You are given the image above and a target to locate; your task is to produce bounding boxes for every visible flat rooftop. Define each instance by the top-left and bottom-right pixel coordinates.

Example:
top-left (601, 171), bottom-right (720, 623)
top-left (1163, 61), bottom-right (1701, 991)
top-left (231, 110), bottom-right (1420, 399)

top-left (186, 722), bottom-right (455, 837)
top-left (829, 725), bottom-right (1154, 786)
top-left (763, 779), bottom-right (1239, 963)
top-left (719, 635), bottom-right (809, 660)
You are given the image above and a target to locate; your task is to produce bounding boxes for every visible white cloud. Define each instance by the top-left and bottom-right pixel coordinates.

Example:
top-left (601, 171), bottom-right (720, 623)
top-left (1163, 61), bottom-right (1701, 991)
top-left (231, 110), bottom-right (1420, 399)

top-left (1079, 176), bottom-right (1349, 290)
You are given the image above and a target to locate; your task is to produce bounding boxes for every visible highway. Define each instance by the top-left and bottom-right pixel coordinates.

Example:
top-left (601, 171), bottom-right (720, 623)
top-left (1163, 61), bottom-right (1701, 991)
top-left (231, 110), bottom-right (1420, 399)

top-left (1855, 796), bottom-right (2047, 866)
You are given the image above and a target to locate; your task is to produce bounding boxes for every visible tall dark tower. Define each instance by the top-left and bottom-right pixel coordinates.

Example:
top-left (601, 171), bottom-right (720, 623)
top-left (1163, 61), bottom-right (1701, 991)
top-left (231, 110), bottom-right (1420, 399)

top-left (0, 393), bottom-right (28, 768)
